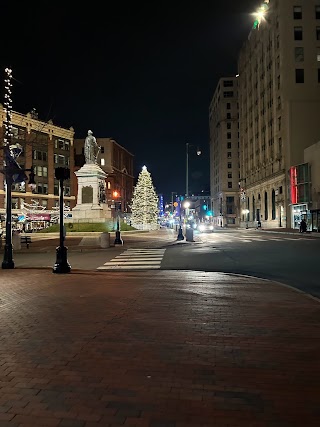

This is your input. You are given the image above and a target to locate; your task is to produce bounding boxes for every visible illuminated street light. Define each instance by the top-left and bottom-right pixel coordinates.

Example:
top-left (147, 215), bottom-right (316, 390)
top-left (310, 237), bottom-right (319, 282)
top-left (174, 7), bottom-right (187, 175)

top-left (252, 1), bottom-right (269, 29)
top-left (242, 209), bottom-right (250, 229)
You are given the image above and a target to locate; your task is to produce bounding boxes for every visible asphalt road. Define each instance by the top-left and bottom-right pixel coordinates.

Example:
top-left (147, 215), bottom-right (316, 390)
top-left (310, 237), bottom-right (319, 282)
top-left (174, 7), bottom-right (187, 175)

top-left (4, 228), bottom-right (320, 299)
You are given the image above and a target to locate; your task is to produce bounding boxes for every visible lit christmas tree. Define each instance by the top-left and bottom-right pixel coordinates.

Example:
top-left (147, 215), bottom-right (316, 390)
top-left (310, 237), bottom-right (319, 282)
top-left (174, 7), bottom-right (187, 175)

top-left (130, 165), bottom-right (159, 230)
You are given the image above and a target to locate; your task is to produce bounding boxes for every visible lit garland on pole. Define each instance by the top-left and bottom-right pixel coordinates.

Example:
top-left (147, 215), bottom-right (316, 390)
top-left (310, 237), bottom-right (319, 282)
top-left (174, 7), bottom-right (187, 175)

top-left (3, 68), bottom-right (13, 147)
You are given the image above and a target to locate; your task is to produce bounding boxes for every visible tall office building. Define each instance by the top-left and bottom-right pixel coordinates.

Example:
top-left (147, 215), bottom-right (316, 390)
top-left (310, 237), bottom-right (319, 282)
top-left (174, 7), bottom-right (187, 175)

top-left (238, 0), bottom-right (320, 229)
top-left (209, 77), bottom-right (240, 227)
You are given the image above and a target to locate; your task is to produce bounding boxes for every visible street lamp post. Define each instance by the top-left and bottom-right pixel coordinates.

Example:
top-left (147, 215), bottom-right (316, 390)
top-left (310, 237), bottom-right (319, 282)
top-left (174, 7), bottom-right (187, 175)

top-left (186, 142), bottom-right (201, 198)
top-left (113, 191), bottom-right (123, 245)
top-left (53, 167), bottom-right (71, 274)
top-left (242, 209), bottom-right (249, 229)
top-left (176, 197), bottom-right (184, 240)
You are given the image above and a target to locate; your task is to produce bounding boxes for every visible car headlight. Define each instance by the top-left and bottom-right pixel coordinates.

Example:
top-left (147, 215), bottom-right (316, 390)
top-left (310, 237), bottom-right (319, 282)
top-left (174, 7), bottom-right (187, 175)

top-left (199, 224), bottom-right (205, 231)
top-left (209, 225), bottom-right (213, 230)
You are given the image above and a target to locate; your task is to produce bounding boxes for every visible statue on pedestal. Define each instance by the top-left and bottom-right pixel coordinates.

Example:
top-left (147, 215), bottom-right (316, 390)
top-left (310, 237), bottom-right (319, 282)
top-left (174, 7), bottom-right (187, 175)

top-left (84, 130), bottom-right (100, 164)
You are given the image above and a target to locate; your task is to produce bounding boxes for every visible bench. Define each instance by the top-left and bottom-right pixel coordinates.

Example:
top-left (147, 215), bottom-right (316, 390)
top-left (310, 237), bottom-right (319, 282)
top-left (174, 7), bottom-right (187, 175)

top-left (21, 235), bottom-right (32, 249)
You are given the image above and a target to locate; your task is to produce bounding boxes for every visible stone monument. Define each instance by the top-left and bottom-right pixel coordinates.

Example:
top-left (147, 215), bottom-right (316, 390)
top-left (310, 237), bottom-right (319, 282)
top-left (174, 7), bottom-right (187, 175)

top-left (71, 130), bottom-right (112, 223)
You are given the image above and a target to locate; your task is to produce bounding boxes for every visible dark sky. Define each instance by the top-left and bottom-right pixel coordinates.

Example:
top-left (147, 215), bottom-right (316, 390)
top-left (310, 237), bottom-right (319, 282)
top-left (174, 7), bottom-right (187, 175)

top-left (2, 0), bottom-right (259, 201)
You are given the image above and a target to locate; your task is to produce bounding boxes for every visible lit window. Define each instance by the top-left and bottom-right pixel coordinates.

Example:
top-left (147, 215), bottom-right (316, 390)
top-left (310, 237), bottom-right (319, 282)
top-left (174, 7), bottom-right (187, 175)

top-left (101, 158), bottom-right (105, 166)
top-left (317, 47), bottom-right (320, 61)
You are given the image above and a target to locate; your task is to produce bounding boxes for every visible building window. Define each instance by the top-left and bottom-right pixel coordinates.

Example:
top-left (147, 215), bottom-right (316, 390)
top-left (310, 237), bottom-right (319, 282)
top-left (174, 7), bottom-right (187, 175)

top-left (264, 191), bottom-right (268, 220)
top-left (228, 172), bottom-right (232, 178)
top-left (295, 47), bottom-right (304, 62)
top-left (316, 6), bottom-right (320, 19)
top-left (54, 185), bottom-right (59, 196)
top-left (223, 80), bottom-right (233, 87)
top-left (100, 146), bottom-right (105, 154)
top-left (227, 142), bottom-right (231, 149)
top-left (296, 68), bottom-right (304, 83)
top-left (228, 182), bottom-right (232, 188)
top-left (101, 158), bottom-right (105, 166)
top-left (293, 6), bottom-right (302, 19)
top-left (226, 102), bottom-right (231, 110)
top-left (272, 189), bottom-right (276, 220)
top-left (278, 116), bottom-right (281, 131)
top-left (223, 91), bottom-right (234, 98)
top-left (317, 47), bottom-right (320, 61)
top-left (227, 162), bottom-right (232, 169)
top-left (227, 122), bottom-right (231, 129)
top-left (227, 152), bottom-right (232, 158)
top-left (227, 113), bottom-right (231, 119)
top-left (11, 198), bottom-right (19, 210)
top-left (107, 181), bottom-right (111, 189)
top-left (294, 26), bottom-right (303, 40)
top-left (227, 132), bottom-right (231, 139)
top-left (318, 69), bottom-right (320, 82)
top-left (317, 27), bottom-right (320, 40)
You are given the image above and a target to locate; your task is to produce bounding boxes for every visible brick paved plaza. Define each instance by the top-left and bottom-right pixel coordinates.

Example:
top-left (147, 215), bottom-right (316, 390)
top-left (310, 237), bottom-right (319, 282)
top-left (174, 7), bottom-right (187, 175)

top-left (0, 269), bottom-right (319, 426)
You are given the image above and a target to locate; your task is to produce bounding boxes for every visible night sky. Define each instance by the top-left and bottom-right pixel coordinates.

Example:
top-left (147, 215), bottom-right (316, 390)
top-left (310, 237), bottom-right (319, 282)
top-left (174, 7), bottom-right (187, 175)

top-left (2, 1), bottom-right (259, 201)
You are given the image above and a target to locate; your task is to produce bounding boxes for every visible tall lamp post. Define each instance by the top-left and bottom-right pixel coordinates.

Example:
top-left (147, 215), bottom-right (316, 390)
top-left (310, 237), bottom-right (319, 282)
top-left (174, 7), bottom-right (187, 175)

top-left (242, 209), bottom-right (249, 229)
top-left (186, 142), bottom-right (201, 198)
top-left (113, 190), bottom-right (123, 245)
top-left (176, 197), bottom-right (184, 241)
top-left (53, 167), bottom-right (71, 274)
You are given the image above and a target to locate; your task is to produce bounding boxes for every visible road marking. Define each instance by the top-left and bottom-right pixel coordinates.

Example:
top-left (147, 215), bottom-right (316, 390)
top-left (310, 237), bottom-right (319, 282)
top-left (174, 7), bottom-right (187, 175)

top-left (97, 248), bottom-right (166, 270)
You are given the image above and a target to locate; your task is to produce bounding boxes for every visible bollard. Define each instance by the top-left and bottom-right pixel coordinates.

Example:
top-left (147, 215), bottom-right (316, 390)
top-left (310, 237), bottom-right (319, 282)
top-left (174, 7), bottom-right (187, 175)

top-left (100, 232), bottom-right (110, 248)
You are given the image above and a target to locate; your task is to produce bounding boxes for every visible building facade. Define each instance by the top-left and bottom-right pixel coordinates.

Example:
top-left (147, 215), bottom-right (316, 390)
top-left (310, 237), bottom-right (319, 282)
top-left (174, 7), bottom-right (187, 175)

top-left (74, 137), bottom-right (134, 213)
top-left (238, 0), bottom-right (320, 229)
top-left (0, 105), bottom-right (75, 230)
top-left (209, 77), bottom-right (240, 227)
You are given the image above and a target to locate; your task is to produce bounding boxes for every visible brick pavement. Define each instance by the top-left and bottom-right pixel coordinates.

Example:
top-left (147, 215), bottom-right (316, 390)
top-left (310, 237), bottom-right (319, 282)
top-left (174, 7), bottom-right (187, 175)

top-left (0, 269), bottom-right (319, 426)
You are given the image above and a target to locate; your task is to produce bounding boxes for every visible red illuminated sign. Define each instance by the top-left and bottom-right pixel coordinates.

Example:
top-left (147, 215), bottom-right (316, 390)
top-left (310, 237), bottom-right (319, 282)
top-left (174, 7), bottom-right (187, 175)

top-left (290, 166), bottom-right (298, 204)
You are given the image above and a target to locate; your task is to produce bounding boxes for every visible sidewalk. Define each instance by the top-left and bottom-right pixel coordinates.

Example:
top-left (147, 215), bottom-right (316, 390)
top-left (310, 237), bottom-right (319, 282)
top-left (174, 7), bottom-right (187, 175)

top-left (0, 269), bottom-right (319, 426)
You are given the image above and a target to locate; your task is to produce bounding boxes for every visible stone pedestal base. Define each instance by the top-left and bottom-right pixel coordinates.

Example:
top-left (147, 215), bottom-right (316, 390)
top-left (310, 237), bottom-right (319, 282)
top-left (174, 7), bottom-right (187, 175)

top-left (71, 163), bottom-right (112, 222)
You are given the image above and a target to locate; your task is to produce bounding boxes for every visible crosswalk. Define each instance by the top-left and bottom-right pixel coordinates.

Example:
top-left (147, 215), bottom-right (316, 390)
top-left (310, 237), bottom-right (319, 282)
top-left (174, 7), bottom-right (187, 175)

top-left (199, 234), bottom-right (312, 243)
top-left (97, 248), bottom-right (166, 270)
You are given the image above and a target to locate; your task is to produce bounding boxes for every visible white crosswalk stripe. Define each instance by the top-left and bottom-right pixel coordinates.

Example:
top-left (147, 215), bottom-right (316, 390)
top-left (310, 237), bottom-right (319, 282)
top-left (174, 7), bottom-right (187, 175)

top-left (97, 249), bottom-right (166, 270)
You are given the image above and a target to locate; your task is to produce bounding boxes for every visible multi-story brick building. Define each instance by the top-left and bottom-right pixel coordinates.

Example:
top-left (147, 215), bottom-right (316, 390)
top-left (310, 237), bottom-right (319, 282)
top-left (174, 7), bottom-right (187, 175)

top-left (74, 136), bottom-right (134, 213)
top-left (237, 0), bottom-right (320, 229)
top-left (0, 105), bottom-right (75, 230)
top-left (209, 77), bottom-right (240, 227)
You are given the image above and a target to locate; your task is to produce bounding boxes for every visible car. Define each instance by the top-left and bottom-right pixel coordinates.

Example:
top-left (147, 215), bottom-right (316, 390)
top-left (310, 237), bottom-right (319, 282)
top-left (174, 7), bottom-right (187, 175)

top-left (196, 223), bottom-right (214, 233)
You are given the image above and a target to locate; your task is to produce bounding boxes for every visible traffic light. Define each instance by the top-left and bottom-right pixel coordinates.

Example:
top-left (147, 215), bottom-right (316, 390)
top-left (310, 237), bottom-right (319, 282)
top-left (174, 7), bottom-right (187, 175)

top-left (55, 167), bottom-right (70, 180)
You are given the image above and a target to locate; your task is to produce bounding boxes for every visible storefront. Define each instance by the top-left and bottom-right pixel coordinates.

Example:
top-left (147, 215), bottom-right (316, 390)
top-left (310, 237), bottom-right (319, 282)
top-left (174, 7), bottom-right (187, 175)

top-left (26, 213), bottom-right (51, 231)
top-left (291, 204), bottom-right (310, 230)
top-left (310, 209), bottom-right (320, 232)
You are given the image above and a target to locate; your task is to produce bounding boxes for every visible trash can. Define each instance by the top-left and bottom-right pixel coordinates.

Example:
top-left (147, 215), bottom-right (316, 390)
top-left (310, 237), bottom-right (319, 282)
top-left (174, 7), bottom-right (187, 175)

top-left (12, 232), bottom-right (21, 250)
top-left (186, 227), bottom-right (194, 242)
top-left (100, 232), bottom-right (110, 248)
